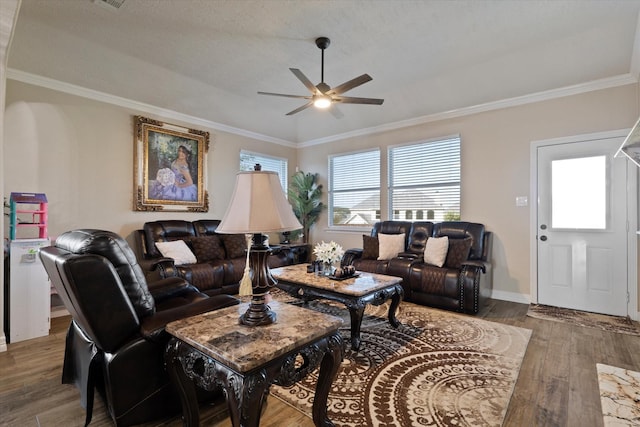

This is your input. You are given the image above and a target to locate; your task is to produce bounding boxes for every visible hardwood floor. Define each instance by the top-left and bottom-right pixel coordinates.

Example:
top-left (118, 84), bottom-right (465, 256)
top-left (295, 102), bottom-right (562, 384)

top-left (1, 300), bottom-right (638, 426)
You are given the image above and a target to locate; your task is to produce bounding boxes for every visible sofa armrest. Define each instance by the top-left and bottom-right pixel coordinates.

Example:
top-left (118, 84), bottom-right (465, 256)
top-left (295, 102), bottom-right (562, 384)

top-left (461, 260), bottom-right (487, 274)
top-left (147, 276), bottom-right (198, 302)
top-left (139, 257), bottom-right (180, 280)
top-left (459, 261), bottom-right (493, 314)
top-left (342, 248), bottom-right (363, 266)
top-left (140, 294), bottom-right (239, 342)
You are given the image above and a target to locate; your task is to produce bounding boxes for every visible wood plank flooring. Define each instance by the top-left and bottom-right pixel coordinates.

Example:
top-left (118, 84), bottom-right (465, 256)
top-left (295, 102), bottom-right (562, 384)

top-left (1, 299), bottom-right (639, 426)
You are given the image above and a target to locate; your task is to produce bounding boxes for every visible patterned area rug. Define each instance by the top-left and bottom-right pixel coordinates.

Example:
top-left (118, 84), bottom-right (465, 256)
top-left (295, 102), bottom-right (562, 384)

top-left (597, 363), bottom-right (640, 426)
top-left (527, 304), bottom-right (640, 336)
top-left (269, 292), bottom-right (531, 427)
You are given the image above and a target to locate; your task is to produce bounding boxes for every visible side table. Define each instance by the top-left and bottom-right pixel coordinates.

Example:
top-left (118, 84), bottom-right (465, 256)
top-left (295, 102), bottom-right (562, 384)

top-left (165, 300), bottom-right (343, 427)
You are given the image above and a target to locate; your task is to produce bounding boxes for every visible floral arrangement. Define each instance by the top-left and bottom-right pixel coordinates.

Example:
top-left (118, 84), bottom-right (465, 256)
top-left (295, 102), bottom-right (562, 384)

top-left (156, 168), bottom-right (175, 186)
top-left (313, 241), bottom-right (345, 265)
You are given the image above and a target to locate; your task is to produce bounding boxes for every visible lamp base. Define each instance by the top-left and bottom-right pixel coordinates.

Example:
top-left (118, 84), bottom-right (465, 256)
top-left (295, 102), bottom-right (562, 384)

top-left (239, 293), bottom-right (276, 326)
top-left (238, 240), bottom-right (277, 326)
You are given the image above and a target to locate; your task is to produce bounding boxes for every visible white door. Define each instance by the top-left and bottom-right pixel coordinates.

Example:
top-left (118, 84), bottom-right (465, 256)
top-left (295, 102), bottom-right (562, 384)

top-left (537, 137), bottom-right (628, 316)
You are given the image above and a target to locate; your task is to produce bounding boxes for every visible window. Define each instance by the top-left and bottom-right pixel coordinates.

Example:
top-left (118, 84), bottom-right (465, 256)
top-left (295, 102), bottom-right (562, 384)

top-left (388, 136), bottom-right (460, 222)
top-left (329, 149), bottom-right (380, 227)
top-left (239, 150), bottom-right (288, 190)
top-left (551, 155), bottom-right (606, 229)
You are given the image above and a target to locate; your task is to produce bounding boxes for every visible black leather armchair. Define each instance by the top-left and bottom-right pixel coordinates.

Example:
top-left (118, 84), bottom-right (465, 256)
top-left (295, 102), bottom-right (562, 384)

top-left (39, 229), bottom-right (239, 426)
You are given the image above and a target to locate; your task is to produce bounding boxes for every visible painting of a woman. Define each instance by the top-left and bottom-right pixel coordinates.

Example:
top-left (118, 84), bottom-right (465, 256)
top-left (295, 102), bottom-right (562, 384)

top-left (149, 145), bottom-right (198, 201)
top-left (135, 116), bottom-right (208, 212)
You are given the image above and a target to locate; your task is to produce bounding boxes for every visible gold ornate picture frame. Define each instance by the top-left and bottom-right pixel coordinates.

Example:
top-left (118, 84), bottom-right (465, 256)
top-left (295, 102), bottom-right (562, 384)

top-left (134, 116), bottom-right (209, 212)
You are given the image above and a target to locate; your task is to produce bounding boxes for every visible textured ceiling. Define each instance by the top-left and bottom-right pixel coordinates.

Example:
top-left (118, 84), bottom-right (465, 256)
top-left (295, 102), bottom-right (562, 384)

top-left (7, 0), bottom-right (640, 144)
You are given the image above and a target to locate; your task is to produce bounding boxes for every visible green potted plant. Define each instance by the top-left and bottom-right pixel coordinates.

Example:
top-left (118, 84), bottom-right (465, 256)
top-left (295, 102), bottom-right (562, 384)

top-left (287, 171), bottom-right (325, 244)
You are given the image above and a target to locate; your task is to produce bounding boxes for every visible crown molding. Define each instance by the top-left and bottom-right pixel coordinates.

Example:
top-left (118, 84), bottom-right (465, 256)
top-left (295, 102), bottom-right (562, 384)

top-left (7, 69), bottom-right (637, 149)
top-left (6, 69), bottom-right (297, 148)
top-left (299, 73), bottom-right (638, 147)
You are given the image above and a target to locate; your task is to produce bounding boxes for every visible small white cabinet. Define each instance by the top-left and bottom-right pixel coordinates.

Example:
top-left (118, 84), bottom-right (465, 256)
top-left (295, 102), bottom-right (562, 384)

top-left (9, 238), bottom-right (51, 343)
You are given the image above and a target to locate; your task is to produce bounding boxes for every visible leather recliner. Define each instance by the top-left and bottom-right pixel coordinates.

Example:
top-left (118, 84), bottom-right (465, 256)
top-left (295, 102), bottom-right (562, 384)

top-left (39, 229), bottom-right (239, 426)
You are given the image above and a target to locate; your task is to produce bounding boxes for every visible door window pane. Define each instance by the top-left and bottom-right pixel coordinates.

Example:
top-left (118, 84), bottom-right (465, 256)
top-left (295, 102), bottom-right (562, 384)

top-left (551, 155), bottom-right (606, 229)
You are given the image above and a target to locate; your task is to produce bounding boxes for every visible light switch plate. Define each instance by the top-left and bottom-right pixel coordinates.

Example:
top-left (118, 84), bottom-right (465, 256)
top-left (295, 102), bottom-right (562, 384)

top-left (516, 196), bottom-right (528, 207)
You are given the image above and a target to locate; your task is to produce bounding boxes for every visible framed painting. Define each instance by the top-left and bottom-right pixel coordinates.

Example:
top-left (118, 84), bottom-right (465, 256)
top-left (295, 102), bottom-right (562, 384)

top-left (134, 116), bottom-right (209, 212)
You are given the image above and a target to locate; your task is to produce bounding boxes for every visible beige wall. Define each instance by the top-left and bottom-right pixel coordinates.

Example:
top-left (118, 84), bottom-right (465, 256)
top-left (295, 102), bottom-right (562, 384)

top-left (0, 0), bottom-right (21, 353)
top-left (299, 84), bottom-right (639, 302)
top-left (3, 81), bottom-right (297, 246)
top-left (3, 79), bottom-right (638, 309)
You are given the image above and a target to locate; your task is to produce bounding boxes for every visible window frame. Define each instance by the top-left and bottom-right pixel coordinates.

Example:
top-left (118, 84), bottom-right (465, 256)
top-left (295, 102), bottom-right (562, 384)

top-left (328, 148), bottom-right (381, 230)
top-left (387, 135), bottom-right (461, 222)
top-left (239, 149), bottom-right (288, 190)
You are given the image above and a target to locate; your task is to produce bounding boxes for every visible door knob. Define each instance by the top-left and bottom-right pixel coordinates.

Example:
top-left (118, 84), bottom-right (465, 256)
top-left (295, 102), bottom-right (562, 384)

top-left (540, 235), bottom-right (547, 241)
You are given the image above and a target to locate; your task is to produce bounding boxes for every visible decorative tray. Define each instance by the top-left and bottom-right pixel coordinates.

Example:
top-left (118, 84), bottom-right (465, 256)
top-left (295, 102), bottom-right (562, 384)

top-left (327, 273), bottom-right (360, 281)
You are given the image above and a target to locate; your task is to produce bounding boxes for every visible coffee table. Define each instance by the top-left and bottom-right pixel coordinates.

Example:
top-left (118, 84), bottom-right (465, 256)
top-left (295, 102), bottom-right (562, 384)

top-left (271, 264), bottom-right (404, 351)
top-left (165, 301), bottom-right (343, 427)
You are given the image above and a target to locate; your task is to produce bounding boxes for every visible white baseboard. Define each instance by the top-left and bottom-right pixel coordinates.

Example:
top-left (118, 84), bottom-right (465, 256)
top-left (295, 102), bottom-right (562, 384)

top-left (0, 333), bottom-right (6, 352)
top-left (490, 289), bottom-right (531, 305)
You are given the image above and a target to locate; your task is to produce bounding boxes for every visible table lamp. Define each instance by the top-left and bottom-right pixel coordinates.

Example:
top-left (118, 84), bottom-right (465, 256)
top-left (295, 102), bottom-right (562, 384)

top-left (216, 165), bottom-right (302, 326)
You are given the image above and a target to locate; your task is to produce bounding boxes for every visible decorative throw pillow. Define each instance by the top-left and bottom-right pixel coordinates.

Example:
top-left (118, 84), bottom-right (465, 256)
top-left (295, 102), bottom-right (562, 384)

top-left (189, 235), bottom-right (226, 262)
top-left (377, 233), bottom-right (405, 260)
top-left (424, 236), bottom-right (449, 267)
top-left (220, 234), bottom-right (247, 259)
top-left (445, 237), bottom-right (473, 269)
top-left (362, 235), bottom-right (379, 260)
top-left (155, 240), bottom-right (197, 265)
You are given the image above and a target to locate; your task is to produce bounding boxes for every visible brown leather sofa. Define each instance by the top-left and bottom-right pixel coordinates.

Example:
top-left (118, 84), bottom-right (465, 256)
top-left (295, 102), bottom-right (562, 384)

top-left (39, 229), bottom-right (239, 426)
top-left (342, 221), bottom-right (492, 314)
top-left (135, 219), bottom-right (299, 296)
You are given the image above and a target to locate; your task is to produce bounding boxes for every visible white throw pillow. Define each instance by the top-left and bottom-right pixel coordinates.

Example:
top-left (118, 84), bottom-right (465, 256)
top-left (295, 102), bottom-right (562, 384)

top-left (377, 233), bottom-right (406, 260)
top-left (155, 240), bottom-right (197, 265)
top-left (424, 236), bottom-right (449, 267)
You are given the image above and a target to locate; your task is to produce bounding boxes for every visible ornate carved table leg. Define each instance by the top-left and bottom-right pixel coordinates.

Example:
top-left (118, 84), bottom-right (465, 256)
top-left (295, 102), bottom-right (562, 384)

top-left (312, 333), bottom-right (344, 427)
top-left (388, 284), bottom-right (404, 328)
top-left (347, 301), bottom-right (366, 351)
top-left (165, 338), bottom-right (200, 427)
top-left (234, 369), bottom-right (269, 427)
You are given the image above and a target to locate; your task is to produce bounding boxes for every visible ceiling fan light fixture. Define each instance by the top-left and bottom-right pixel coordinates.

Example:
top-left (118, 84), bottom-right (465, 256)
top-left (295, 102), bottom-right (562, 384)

top-left (313, 95), bottom-right (332, 109)
top-left (258, 36), bottom-right (384, 116)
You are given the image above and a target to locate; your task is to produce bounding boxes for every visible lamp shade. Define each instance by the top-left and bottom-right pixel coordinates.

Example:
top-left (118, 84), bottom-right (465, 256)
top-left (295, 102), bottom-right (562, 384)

top-left (217, 170), bottom-right (302, 234)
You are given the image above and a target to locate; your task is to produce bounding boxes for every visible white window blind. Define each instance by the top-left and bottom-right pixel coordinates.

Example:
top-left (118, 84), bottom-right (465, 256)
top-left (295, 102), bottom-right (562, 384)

top-left (388, 137), bottom-right (460, 221)
top-left (239, 150), bottom-right (288, 190)
top-left (329, 149), bottom-right (380, 226)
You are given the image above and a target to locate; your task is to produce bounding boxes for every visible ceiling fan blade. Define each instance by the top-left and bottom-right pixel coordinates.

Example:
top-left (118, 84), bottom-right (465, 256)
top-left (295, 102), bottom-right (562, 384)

top-left (257, 91), bottom-right (311, 99)
top-left (286, 101), bottom-right (313, 116)
top-left (327, 74), bottom-right (373, 95)
top-left (290, 68), bottom-right (317, 94)
top-left (333, 96), bottom-right (384, 105)
top-left (330, 104), bottom-right (344, 119)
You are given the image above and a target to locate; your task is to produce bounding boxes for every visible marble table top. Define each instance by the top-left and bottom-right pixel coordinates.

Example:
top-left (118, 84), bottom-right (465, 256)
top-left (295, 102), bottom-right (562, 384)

top-left (166, 300), bottom-right (343, 373)
top-left (271, 264), bottom-right (402, 297)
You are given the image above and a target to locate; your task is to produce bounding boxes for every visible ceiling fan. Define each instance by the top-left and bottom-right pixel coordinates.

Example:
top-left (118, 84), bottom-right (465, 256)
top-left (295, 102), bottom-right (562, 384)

top-left (258, 37), bottom-right (384, 117)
